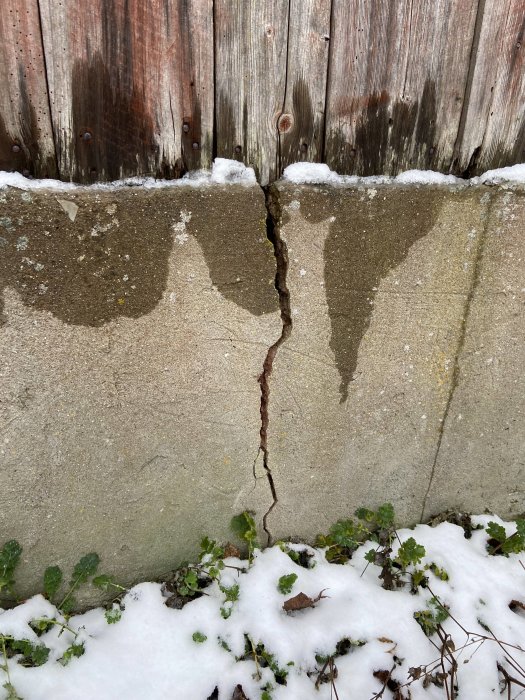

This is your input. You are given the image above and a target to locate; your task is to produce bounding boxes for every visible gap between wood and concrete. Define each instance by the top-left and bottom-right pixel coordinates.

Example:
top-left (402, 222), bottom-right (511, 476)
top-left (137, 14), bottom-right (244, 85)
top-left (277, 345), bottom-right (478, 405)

top-left (257, 185), bottom-right (292, 545)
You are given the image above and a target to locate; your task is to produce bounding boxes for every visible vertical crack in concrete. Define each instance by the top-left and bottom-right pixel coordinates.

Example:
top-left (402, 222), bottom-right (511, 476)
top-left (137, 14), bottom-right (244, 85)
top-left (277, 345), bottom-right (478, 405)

top-left (258, 184), bottom-right (292, 545)
top-left (420, 190), bottom-right (494, 521)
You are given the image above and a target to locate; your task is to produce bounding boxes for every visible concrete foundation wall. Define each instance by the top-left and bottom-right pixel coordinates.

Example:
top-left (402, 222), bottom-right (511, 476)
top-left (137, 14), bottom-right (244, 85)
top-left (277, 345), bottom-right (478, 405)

top-left (1, 181), bottom-right (524, 598)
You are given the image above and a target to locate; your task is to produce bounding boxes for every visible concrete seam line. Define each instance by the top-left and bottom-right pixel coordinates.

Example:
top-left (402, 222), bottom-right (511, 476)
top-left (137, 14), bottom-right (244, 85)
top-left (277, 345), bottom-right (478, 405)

top-left (257, 184), bottom-right (293, 545)
top-left (420, 189), bottom-right (494, 522)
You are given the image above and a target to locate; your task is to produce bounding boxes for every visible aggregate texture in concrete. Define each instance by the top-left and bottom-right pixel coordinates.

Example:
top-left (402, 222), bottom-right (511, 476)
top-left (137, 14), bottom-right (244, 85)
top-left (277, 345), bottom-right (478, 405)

top-left (266, 182), bottom-right (498, 540)
top-left (0, 185), bottom-right (280, 600)
top-left (2, 178), bottom-right (525, 603)
top-left (422, 188), bottom-right (525, 519)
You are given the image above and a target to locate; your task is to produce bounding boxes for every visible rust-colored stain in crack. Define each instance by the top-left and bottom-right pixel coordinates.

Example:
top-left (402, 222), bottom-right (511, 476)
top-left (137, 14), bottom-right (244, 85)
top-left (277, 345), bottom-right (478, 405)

top-left (297, 188), bottom-right (444, 403)
top-left (0, 188), bottom-right (278, 327)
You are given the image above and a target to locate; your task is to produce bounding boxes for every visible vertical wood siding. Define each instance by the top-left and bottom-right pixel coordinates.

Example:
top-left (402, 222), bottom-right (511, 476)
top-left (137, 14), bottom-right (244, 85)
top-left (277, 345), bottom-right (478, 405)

top-left (0, 0), bottom-right (524, 183)
top-left (0, 0), bottom-right (57, 177)
top-left (455, 0), bottom-right (525, 174)
top-left (278, 0), bottom-right (331, 173)
top-left (214, 0), bottom-right (289, 184)
top-left (324, 0), bottom-right (479, 176)
top-left (38, 0), bottom-right (213, 182)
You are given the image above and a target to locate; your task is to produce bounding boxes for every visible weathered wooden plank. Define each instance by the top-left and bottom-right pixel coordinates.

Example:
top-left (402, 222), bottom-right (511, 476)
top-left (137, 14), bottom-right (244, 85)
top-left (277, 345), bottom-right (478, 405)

top-left (0, 0), bottom-right (57, 177)
top-left (455, 0), bottom-right (525, 175)
top-left (279, 0), bottom-right (331, 172)
top-left (324, 0), bottom-right (479, 176)
top-left (215, 0), bottom-right (289, 185)
top-left (39, 0), bottom-right (213, 182)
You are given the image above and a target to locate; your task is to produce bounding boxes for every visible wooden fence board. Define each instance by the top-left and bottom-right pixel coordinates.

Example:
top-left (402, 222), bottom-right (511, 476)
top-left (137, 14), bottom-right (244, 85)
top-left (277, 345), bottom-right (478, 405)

top-left (455, 0), bottom-right (525, 175)
top-left (0, 0), bottom-right (57, 177)
top-left (324, 0), bottom-right (479, 176)
top-left (279, 0), bottom-right (331, 172)
top-left (215, 0), bottom-right (290, 185)
top-left (38, 0), bottom-right (213, 182)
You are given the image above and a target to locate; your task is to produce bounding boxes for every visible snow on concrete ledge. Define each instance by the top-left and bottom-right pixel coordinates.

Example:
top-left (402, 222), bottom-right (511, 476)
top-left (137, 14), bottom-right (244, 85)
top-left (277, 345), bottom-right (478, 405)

top-left (471, 163), bottom-right (525, 185)
top-left (282, 161), bottom-right (525, 187)
top-left (283, 162), bottom-right (462, 186)
top-left (0, 158), bottom-right (257, 191)
top-left (2, 159), bottom-right (525, 191)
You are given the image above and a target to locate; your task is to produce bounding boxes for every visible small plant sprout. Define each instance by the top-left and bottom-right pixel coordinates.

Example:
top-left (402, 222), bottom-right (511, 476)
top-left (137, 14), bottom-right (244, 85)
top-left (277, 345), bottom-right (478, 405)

top-left (219, 583), bottom-right (240, 619)
top-left (43, 565), bottom-right (63, 602)
top-left (199, 537), bottom-right (225, 579)
top-left (0, 540), bottom-right (22, 596)
top-left (192, 631), bottom-right (207, 643)
top-left (355, 503), bottom-right (395, 536)
top-left (92, 575), bottom-right (127, 594)
top-left (277, 573), bottom-right (298, 595)
top-left (316, 519), bottom-right (369, 564)
top-left (59, 553), bottom-right (101, 613)
top-left (104, 607), bottom-right (122, 625)
top-left (230, 512), bottom-right (258, 562)
top-left (357, 505), bottom-right (427, 591)
top-left (59, 642), bottom-right (85, 666)
top-left (1, 634), bottom-right (22, 699)
top-left (414, 597), bottom-right (450, 637)
top-left (485, 519), bottom-right (525, 555)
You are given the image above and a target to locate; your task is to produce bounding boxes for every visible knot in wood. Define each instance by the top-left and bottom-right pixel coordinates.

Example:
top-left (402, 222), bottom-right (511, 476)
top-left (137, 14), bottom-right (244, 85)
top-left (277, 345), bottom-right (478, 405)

top-left (277, 113), bottom-right (293, 133)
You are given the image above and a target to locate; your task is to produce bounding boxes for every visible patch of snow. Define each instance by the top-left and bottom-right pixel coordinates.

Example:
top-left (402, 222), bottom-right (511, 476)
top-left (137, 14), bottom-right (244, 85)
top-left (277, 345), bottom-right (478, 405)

top-left (0, 159), bottom-right (256, 192)
top-left (395, 169), bottom-right (460, 185)
top-left (209, 158), bottom-right (257, 185)
top-left (1, 160), bottom-right (525, 193)
top-left (283, 162), bottom-right (462, 186)
top-left (1, 517), bottom-right (525, 699)
top-left (471, 163), bottom-right (525, 185)
top-left (0, 172), bottom-right (77, 191)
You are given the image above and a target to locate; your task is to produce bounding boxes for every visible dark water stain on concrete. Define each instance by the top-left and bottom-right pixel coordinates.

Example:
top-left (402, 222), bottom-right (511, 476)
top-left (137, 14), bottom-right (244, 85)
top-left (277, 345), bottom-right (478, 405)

top-left (188, 191), bottom-right (279, 316)
top-left (0, 189), bottom-right (278, 327)
top-left (0, 192), bottom-right (173, 326)
top-left (298, 188), bottom-right (444, 402)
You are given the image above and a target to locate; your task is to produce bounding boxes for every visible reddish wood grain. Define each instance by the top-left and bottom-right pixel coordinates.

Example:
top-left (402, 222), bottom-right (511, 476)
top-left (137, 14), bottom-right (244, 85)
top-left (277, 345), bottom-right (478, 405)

top-left (0, 0), bottom-right (57, 177)
top-left (324, 0), bottom-right (479, 176)
top-left (455, 0), bottom-right (525, 174)
top-left (38, 0), bottom-right (213, 182)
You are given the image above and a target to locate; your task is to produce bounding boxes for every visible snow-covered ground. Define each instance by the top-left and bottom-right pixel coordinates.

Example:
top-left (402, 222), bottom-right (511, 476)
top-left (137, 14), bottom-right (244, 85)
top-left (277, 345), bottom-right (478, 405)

top-left (2, 514), bottom-right (525, 699)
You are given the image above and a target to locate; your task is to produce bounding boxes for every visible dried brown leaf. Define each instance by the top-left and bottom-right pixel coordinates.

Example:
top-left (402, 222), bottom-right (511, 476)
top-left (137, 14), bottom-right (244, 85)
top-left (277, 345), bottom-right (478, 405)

top-left (283, 592), bottom-right (314, 611)
top-left (373, 669), bottom-right (390, 684)
top-left (408, 666), bottom-right (423, 680)
top-left (224, 542), bottom-right (241, 558)
top-left (232, 684), bottom-right (249, 700)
